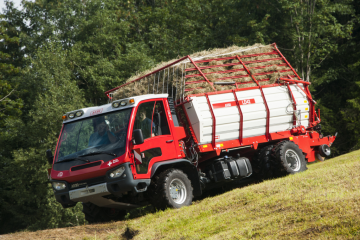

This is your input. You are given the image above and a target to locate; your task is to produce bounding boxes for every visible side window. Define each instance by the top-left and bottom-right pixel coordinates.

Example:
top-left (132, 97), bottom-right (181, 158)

top-left (134, 101), bottom-right (155, 139)
top-left (154, 101), bottom-right (170, 135)
top-left (133, 100), bottom-right (171, 140)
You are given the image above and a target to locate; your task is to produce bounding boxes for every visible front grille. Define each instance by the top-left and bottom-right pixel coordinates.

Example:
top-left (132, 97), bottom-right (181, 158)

top-left (69, 176), bottom-right (106, 190)
top-left (71, 161), bottom-right (101, 172)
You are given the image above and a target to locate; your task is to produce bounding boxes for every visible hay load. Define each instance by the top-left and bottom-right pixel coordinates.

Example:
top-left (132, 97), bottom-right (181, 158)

top-left (109, 43), bottom-right (299, 101)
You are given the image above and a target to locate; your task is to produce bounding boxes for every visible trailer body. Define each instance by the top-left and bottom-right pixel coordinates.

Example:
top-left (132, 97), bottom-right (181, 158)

top-left (185, 85), bottom-right (309, 144)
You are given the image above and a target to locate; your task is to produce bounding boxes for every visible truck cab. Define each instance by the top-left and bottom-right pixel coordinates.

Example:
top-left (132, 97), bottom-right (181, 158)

top-left (49, 94), bottom-right (194, 222)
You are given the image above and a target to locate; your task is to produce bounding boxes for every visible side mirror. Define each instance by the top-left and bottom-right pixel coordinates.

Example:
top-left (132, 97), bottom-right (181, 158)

top-left (153, 112), bottom-right (162, 136)
top-left (46, 149), bottom-right (54, 165)
top-left (133, 129), bottom-right (144, 145)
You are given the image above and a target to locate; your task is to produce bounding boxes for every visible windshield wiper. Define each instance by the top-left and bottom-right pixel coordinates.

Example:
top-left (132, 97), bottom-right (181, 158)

top-left (55, 157), bottom-right (90, 164)
top-left (80, 151), bottom-right (117, 157)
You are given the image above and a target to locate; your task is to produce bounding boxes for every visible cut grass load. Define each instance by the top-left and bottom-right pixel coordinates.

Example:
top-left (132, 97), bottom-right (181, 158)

top-left (112, 43), bottom-right (297, 100)
top-left (4, 150), bottom-right (360, 239)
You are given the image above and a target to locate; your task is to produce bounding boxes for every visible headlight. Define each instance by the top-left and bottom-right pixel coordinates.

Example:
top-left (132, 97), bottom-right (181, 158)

top-left (68, 113), bottom-right (75, 119)
top-left (112, 102), bottom-right (120, 108)
top-left (120, 101), bottom-right (127, 106)
top-left (75, 111), bottom-right (83, 117)
top-left (109, 166), bottom-right (125, 178)
top-left (52, 182), bottom-right (66, 191)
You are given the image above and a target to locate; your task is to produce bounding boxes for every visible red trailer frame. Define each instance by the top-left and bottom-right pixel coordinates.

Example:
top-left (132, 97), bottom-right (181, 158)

top-left (105, 43), bottom-right (335, 162)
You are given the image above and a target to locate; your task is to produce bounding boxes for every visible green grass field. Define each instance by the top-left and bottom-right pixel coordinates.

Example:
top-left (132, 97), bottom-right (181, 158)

top-left (5, 150), bottom-right (360, 240)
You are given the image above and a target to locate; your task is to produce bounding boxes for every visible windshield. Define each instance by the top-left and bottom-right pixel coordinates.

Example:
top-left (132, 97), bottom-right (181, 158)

top-left (55, 108), bottom-right (132, 163)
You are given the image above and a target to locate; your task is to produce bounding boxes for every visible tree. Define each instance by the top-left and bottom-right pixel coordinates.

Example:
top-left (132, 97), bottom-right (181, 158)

top-left (0, 8), bottom-right (24, 232)
top-left (0, 13), bottom-right (23, 133)
top-left (0, 42), bottom-right (86, 233)
top-left (312, 0), bottom-right (360, 155)
top-left (201, 0), bottom-right (355, 82)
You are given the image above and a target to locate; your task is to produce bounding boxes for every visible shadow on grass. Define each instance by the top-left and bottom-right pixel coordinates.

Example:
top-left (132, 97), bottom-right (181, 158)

top-left (121, 226), bottom-right (139, 240)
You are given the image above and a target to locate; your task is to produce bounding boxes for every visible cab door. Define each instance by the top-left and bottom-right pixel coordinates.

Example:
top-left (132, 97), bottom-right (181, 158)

top-left (130, 99), bottom-right (179, 179)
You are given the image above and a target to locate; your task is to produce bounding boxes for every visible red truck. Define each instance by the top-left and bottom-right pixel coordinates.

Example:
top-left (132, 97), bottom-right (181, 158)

top-left (47, 43), bottom-right (335, 223)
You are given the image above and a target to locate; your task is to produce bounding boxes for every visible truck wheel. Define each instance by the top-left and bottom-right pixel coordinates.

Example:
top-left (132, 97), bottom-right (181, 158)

top-left (253, 145), bottom-right (275, 180)
top-left (272, 141), bottom-right (307, 175)
top-left (82, 202), bottom-right (126, 223)
top-left (150, 168), bottom-right (193, 210)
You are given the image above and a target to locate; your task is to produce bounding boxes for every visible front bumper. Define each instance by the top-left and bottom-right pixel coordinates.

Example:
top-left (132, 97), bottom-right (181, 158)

top-left (51, 162), bottom-right (150, 209)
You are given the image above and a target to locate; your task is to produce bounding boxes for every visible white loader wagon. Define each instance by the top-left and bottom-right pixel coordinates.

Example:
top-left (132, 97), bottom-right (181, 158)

top-left (185, 84), bottom-right (310, 145)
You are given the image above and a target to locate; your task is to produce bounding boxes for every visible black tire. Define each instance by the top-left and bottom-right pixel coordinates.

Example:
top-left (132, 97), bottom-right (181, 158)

top-left (82, 202), bottom-right (127, 223)
top-left (272, 140), bottom-right (307, 175)
top-left (253, 145), bottom-right (275, 180)
top-left (150, 168), bottom-right (193, 210)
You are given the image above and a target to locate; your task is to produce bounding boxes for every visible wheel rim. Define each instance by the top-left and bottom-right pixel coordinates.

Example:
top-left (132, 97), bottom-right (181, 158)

top-left (169, 178), bottom-right (187, 204)
top-left (285, 149), bottom-right (301, 171)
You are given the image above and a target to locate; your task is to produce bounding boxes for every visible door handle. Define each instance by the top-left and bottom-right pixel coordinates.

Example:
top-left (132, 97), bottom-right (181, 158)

top-left (166, 140), bottom-right (174, 143)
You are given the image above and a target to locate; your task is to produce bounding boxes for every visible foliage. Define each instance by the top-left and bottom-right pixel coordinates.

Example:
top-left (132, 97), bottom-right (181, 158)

top-left (0, 13), bottom-right (23, 132)
top-left (0, 7), bottom-right (24, 233)
top-left (312, 1), bottom-right (360, 155)
top-left (277, 0), bottom-right (355, 82)
top-left (0, 42), bottom-right (86, 232)
top-left (209, 0), bottom-right (356, 82)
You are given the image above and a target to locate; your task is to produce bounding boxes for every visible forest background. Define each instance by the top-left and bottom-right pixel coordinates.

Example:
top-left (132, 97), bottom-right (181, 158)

top-left (0, 0), bottom-right (359, 234)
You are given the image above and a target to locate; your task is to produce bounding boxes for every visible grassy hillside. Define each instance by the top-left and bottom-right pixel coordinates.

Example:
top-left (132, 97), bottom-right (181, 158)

top-left (4, 150), bottom-right (360, 240)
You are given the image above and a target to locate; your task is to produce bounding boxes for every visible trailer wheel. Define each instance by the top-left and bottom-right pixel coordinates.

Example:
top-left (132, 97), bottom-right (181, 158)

top-left (272, 141), bottom-right (307, 175)
top-left (82, 202), bottom-right (126, 223)
top-left (253, 145), bottom-right (275, 180)
top-left (150, 168), bottom-right (193, 210)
